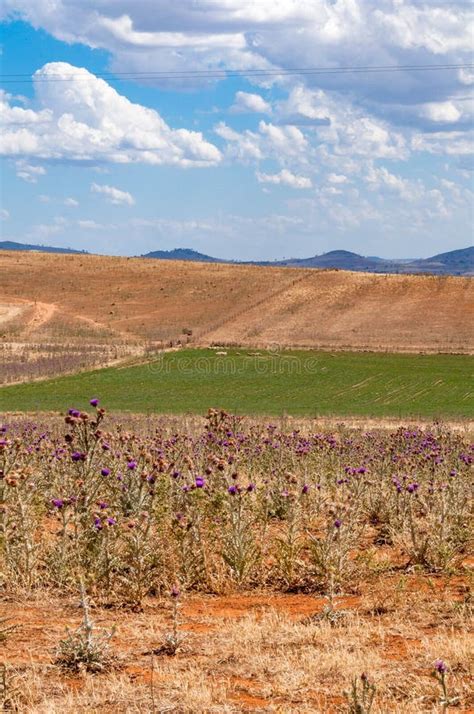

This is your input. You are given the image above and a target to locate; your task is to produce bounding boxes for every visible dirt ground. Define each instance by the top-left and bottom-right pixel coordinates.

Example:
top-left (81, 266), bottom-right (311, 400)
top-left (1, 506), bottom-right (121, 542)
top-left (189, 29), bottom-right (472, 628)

top-left (2, 568), bottom-right (473, 712)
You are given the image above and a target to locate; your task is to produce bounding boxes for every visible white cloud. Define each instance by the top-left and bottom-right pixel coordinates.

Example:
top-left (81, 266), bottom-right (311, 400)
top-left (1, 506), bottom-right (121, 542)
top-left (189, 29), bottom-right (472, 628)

top-left (91, 183), bottom-right (135, 206)
top-left (278, 85), bottom-right (408, 161)
top-left (64, 197), bottom-right (79, 207)
top-left (15, 159), bottom-right (46, 183)
top-left (420, 101), bottom-right (462, 124)
top-left (256, 169), bottom-right (312, 189)
top-left (411, 131), bottom-right (474, 156)
top-left (328, 173), bottom-right (348, 184)
top-left (230, 91), bottom-right (271, 114)
top-left (0, 62), bottom-right (221, 168)
top-left (215, 120), bottom-right (308, 164)
top-left (78, 219), bottom-right (107, 230)
top-left (0, 209), bottom-right (9, 220)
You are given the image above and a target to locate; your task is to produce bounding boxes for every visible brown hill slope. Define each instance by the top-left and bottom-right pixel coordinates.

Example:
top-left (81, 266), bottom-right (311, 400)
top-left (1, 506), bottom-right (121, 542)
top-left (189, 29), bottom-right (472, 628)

top-left (0, 251), bottom-right (472, 353)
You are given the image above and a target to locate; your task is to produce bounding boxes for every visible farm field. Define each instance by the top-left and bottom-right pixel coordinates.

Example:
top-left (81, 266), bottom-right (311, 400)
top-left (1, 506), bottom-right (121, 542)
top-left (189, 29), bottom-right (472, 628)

top-left (0, 407), bottom-right (472, 711)
top-left (0, 348), bottom-right (472, 419)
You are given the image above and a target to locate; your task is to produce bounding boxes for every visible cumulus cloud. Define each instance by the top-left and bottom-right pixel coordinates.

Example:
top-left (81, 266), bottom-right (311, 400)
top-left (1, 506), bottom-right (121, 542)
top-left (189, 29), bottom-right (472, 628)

top-left (2, 2), bottom-right (472, 124)
top-left (91, 183), bottom-right (135, 206)
top-left (256, 169), bottom-right (312, 189)
top-left (64, 197), bottom-right (79, 207)
top-left (230, 91), bottom-right (271, 114)
top-left (277, 85), bottom-right (408, 161)
top-left (215, 120), bottom-right (308, 164)
top-left (0, 63), bottom-right (221, 168)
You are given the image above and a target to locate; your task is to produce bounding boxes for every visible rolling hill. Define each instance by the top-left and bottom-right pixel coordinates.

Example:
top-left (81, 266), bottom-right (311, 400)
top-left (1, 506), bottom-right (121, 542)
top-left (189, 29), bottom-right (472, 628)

top-left (0, 250), bottom-right (472, 353)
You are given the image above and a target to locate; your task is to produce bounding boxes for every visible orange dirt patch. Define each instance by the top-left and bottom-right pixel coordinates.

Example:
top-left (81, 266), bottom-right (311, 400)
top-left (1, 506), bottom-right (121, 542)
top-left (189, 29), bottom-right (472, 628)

top-left (2, 573), bottom-right (473, 712)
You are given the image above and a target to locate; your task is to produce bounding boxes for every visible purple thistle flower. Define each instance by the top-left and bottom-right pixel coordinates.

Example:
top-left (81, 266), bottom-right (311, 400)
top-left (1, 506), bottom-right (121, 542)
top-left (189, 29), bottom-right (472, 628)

top-left (434, 659), bottom-right (447, 674)
top-left (51, 498), bottom-right (64, 509)
top-left (195, 477), bottom-right (205, 488)
top-left (101, 467), bottom-right (110, 476)
top-left (407, 482), bottom-right (419, 493)
top-left (71, 451), bottom-right (86, 462)
top-left (228, 485), bottom-right (238, 495)
top-left (127, 460), bottom-right (137, 470)
top-left (93, 516), bottom-right (103, 531)
top-left (171, 585), bottom-right (180, 598)
top-left (246, 483), bottom-right (255, 492)
top-left (302, 484), bottom-right (309, 494)
top-left (89, 398), bottom-right (99, 407)
top-left (106, 517), bottom-right (117, 526)
top-left (98, 501), bottom-right (108, 510)
top-left (334, 518), bottom-right (342, 529)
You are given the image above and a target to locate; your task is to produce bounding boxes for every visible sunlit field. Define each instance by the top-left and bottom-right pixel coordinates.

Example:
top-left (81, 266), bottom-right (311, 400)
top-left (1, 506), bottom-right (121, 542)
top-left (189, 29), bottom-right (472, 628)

top-left (1, 348), bottom-right (472, 419)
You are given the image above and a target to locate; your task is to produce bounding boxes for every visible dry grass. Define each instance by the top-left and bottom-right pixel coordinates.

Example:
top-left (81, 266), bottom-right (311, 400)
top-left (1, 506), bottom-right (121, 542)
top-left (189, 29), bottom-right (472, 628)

top-left (2, 573), bottom-right (473, 712)
top-left (0, 251), bottom-right (472, 354)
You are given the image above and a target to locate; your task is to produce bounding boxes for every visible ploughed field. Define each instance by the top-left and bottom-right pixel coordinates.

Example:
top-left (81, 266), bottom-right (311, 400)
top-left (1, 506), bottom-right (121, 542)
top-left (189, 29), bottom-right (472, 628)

top-left (0, 348), bottom-right (472, 419)
top-left (0, 407), bottom-right (472, 711)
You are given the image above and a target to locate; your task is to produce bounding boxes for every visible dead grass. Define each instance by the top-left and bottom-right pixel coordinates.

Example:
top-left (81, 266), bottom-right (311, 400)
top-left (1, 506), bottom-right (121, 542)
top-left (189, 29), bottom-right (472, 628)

top-left (0, 251), bottom-right (472, 354)
top-left (2, 572), bottom-right (473, 712)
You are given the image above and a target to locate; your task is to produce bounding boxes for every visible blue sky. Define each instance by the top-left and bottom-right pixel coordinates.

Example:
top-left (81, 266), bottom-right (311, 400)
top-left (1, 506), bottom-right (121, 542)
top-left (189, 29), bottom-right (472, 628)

top-left (0, 1), bottom-right (473, 260)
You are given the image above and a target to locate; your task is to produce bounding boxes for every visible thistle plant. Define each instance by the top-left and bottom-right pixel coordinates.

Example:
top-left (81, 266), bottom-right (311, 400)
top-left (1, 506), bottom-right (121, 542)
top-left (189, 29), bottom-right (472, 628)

top-left (148, 586), bottom-right (184, 656)
top-left (55, 580), bottom-right (115, 673)
top-left (344, 673), bottom-right (376, 714)
top-left (222, 481), bottom-right (260, 585)
top-left (433, 660), bottom-right (460, 711)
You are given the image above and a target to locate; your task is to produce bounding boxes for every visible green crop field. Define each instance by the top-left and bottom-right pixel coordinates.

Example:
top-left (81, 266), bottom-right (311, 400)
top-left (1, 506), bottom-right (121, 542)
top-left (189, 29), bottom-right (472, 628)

top-left (0, 348), bottom-right (472, 418)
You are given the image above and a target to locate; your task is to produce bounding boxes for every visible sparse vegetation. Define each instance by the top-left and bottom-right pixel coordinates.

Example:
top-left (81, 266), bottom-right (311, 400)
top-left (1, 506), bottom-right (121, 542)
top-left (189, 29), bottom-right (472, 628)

top-left (0, 403), bottom-right (472, 711)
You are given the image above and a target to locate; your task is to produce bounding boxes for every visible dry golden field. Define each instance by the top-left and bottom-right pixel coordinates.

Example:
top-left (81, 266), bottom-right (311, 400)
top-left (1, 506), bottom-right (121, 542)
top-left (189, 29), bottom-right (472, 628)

top-left (0, 250), bottom-right (473, 354)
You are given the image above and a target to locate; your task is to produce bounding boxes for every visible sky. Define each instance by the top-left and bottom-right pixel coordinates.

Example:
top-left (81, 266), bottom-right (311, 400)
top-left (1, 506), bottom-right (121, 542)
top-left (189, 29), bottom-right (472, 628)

top-left (0, 1), bottom-right (473, 261)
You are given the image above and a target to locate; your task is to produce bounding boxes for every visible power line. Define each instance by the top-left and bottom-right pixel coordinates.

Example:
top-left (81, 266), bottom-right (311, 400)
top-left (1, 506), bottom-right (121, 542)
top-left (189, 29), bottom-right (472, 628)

top-left (1, 62), bottom-right (473, 84)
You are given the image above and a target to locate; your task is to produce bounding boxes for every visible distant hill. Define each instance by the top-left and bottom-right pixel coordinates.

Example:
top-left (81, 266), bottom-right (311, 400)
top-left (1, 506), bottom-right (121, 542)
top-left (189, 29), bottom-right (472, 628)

top-left (407, 246), bottom-right (474, 276)
top-left (0, 241), bottom-right (87, 255)
top-left (141, 248), bottom-right (225, 263)
top-left (141, 246), bottom-right (473, 276)
top-left (2, 240), bottom-right (472, 275)
top-left (274, 250), bottom-right (400, 272)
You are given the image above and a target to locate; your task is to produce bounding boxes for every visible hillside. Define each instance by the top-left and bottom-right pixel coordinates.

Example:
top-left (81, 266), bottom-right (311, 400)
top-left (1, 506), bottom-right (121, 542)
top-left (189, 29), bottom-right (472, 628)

top-left (141, 247), bottom-right (224, 262)
top-left (0, 240), bottom-right (87, 255)
top-left (408, 246), bottom-right (474, 276)
top-left (0, 251), bottom-right (472, 354)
